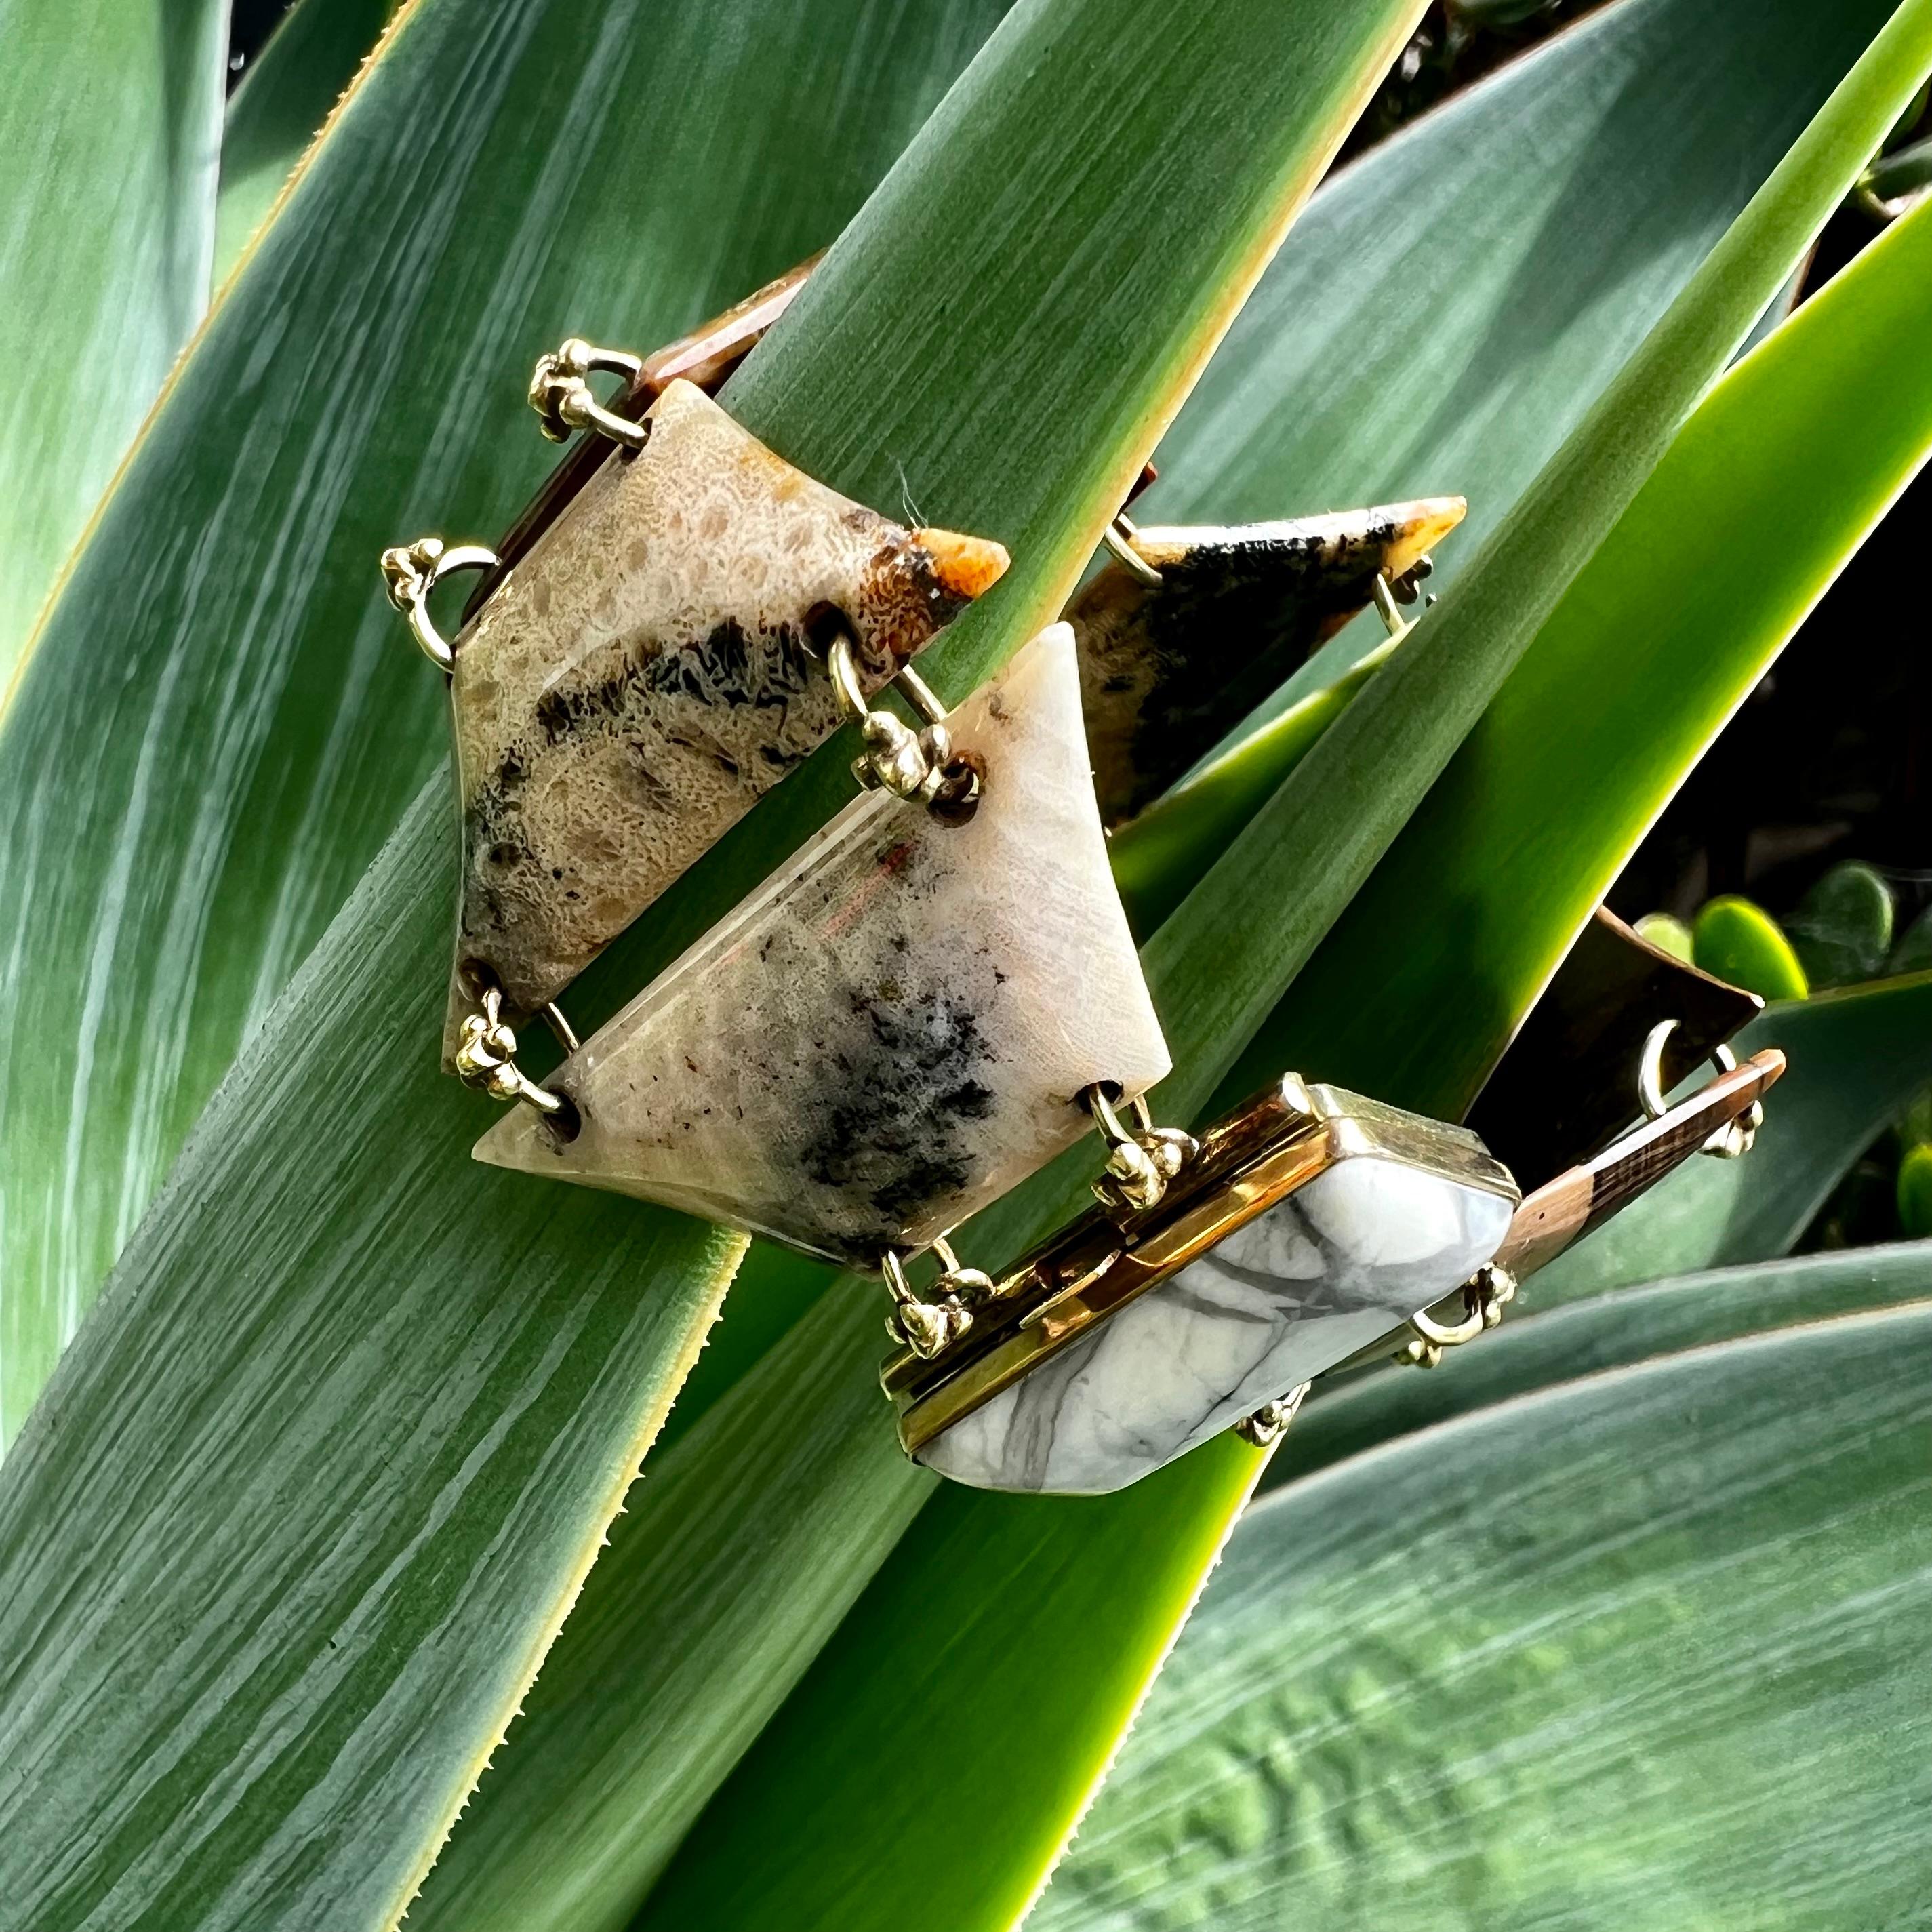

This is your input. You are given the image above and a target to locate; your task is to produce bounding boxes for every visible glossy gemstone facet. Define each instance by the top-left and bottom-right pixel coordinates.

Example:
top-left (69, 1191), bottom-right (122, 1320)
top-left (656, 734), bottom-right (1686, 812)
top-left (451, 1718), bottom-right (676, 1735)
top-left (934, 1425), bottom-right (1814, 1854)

top-left (1068, 498), bottom-right (1465, 825)
top-left (918, 1153), bottom-right (1513, 1495)
top-left (474, 624), bottom-right (1170, 1265)
top-left (444, 377), bottom-right (1007, 1052)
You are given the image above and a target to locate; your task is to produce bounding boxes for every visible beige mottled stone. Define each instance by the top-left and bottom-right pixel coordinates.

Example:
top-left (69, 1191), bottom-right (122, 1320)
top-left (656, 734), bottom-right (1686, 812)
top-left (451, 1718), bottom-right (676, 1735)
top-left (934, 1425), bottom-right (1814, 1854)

top-left (475, 624), bottom-right (1170, 1266)
top-left (443, 377), bottom-right (1007, 1055)
top-left (1068, 498), bottom-right (1464, 824)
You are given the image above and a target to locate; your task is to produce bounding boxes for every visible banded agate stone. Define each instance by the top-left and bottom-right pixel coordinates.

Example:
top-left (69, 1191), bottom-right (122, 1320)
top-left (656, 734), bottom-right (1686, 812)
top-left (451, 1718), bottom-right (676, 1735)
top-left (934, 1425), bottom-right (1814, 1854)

top-left (1068, 498), bottom-right (1464, 825)
top-left (443, 377), bottom-right (1007, 1054)
top-left (475, 624), bottom-right (1169, 1265)
top-left (921, 1152), bottom-right (1514, 1495)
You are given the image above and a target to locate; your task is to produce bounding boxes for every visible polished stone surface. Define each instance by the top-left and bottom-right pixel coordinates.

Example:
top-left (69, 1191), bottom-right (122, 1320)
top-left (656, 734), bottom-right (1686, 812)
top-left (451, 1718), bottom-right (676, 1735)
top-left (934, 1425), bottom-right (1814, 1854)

top-left (919, 1152), bottom-right (1514, 1494)
top-left (1067, 499), bottom-right (1465, 825)
top-left (475, 624), bottom-right (1169, 1265)
top-left (444, 377), bottom-right (1007, 1053)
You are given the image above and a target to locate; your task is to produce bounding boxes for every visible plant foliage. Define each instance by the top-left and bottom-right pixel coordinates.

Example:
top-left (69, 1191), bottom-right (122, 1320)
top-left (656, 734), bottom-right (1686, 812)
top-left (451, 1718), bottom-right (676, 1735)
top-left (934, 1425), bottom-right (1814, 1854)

top-left (0, 0), bottom-right (1927, 1928)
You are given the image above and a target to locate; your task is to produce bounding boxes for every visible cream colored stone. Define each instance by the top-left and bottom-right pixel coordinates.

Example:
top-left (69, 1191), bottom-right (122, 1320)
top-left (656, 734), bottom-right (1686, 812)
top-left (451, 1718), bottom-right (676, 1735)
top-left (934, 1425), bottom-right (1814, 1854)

top-left (475, 624), bottom-right (1170, 1265)
top-left (443, 377), bottom-right (1007, 1052)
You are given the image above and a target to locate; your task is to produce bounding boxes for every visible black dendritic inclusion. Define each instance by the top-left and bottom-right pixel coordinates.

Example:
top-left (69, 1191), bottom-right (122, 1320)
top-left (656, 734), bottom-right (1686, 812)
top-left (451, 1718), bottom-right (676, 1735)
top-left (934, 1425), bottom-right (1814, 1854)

top-left (527, 618), bottom-right (816, 748)
top-left (797, 975), bottom-right (999, 1262)
top-left (460, 618), bottom-right (820, 978)
top-left (1118, 517), bottom-right (1407, 817)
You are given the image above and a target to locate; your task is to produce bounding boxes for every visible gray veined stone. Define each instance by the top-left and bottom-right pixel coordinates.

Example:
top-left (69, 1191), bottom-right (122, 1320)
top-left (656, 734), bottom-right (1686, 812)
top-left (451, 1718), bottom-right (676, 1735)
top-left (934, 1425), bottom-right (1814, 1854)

top-left (919, 1152), bottom-right (1515, 1495)
top-left (475, 624), bottom-right (1170, 1266)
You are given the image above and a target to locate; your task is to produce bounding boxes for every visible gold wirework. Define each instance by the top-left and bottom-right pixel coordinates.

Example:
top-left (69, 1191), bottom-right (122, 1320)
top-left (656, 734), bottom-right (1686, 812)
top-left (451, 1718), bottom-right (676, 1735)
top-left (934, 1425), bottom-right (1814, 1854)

top-left (824, 626), bottom-right (970, 813)
top-left (379, 538), bottom-right (502, 672)
top-left (1234, 1380), bottom-right (1309, 1447)
top-left (883, 1238), bottom-right (992, 1359)
top-left (1371, 556), bottom-right (1437, 641)
top-left (452, 985), bottom-right (567, 1117)
top-left (527, 338), bottom-right (651, 452)
top-left (1102, 510), bottom-right (1163, 588)
top-left (1394, 1262), bottom-right (1516, 1369)
top-left (893, 662), bottom-right (950, 729)
top-left (1638, 1019), bottom-right (1762, 1158)
top-left (1084, 1085), bottom-right (1199, 1212)
top-left (1370, 572), bottom-right (1410, 639)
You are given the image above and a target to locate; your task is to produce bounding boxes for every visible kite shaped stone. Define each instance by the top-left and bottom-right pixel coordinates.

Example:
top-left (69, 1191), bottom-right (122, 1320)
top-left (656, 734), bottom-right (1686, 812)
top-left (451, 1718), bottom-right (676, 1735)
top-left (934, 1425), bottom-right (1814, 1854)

top-left (442, 377), bottom-right (1007, 1055)
top-left (475, 624), bottom-right (1170, 1265)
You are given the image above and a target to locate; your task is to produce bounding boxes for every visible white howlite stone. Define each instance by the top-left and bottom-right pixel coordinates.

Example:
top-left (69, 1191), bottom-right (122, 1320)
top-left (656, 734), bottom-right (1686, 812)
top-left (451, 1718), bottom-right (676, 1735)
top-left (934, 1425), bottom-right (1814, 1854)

top-left (475, 624), bottom-right (1170, 1264)
top-left (919, 1155), bottom-right (1515, 1495)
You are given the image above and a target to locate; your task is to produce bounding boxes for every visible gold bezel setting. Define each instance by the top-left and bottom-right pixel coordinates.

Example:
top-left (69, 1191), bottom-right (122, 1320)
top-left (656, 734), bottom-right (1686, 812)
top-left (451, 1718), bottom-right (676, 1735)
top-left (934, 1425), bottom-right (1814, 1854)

top-left (883, 1074), bottom-right (1518, 1460)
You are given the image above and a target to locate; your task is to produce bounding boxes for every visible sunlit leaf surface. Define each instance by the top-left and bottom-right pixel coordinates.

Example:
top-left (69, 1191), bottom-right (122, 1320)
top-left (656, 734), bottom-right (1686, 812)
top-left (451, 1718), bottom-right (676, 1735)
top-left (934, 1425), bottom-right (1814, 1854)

top-left (0, 0), bottom-right (228, 675)
top-left (635, 12), bottom-right (1932, 1930)
top-left (1037, 1307), bottom-right (1932, 1932)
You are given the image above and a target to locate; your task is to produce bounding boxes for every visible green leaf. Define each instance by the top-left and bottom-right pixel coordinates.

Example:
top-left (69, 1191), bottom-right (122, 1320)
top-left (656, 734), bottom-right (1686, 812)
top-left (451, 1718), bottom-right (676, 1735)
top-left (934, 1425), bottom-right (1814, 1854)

top-left (1222, 155), bottom-right (1932, 1133)
top-left (0, 0), bottom-right (1009, 1447)
top-left (0, 0), bottom-right (1433, 1920)
top-left (214, 0), bottom-right (400, 286)
top-left (1693, 893), bottom-right (1811, 999)
top-left (1534, 973), bottom-right (1932, 1302)
top-left (1142, 0), bottom-right (1902, 740)
top-left (1633, 910), bottom-right (1694, 963)
top-left (1866, 127), bottom-right (1932, 200)
top-left (0, 0), bottom-right (228, 679)
top-left (1035, 1306), bottom-right (1932, 1932)
top-left (636, 12), bottom-right (1932, 1929)
top-left (640, 1386), bottom-right (1262, 1932)
top-left (1892, 902), bottom-right (1932, 974)
top-left (1112, 640), bottom-right (1395, 936)
top-left (1276, 1241), bottom-right (1932, 1485)
top-left (1156, 0), bottom-right (1932, 1125)
top-left (414, 1288), bottom-right (929, 1932)
top-left (1786, 858), bottom-right (1895, 988)
top-left (1901, 1146), bottom-right (1932, 1237)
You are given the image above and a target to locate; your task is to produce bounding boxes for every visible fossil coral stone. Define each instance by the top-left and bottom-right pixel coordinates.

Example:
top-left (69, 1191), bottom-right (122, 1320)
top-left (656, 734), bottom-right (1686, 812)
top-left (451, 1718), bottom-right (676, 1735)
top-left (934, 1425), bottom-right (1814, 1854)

top-left (1068, 498), bottom-right (1465, 825)
top-left (921, 1148), bottom-right (1515, 1496)
top-left (475, 624), bottom-right (1170, 1265)
top-left (442, 376), bottom-right (1008, 1055)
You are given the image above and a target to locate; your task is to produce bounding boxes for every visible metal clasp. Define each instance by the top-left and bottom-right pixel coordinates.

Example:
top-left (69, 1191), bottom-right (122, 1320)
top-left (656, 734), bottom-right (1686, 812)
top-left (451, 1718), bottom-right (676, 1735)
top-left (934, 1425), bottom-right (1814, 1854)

top-left (883, 1235), bottom-right (995, 1359)
top-left (1395, 1262), bottom-right (1516, 1369)
top-left (1638, 1020), bottom-right (1762, 1158)
top-left (1234, 1381), bottom-right (1309, 1446)
top-left (1102, 510), bottom-right (1163, 588)
top-left (527, 338), bottom-right (651, 454)
top-left (452, 984), bottom-right (575, 1124)
top-left (1371, 555), bottom-right (1436, 641)
top-left (379, 537), bottom-right (502, 672)
top-left (1084, 1085), bottom-right (1198, 1213)
top-left (820, 617), bottom-right (984, 822)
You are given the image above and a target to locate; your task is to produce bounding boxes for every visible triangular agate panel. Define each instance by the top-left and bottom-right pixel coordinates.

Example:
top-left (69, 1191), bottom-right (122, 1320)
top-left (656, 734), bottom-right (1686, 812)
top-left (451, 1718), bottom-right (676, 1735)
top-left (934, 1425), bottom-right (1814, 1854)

top-left (1068, 498), bottom-right (1464, 824)
top-left (475, 624), bottom-right (1170, 1265)
top-left (443, 377), bottom-right (1007, 1054)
